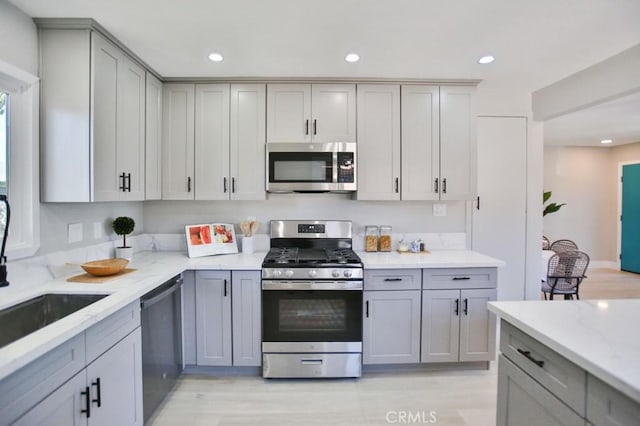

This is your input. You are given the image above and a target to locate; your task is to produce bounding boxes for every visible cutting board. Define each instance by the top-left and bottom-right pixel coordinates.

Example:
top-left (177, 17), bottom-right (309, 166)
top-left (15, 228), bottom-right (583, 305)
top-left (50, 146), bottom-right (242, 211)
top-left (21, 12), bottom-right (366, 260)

top-left (67, 268), bottom-right (137, 283)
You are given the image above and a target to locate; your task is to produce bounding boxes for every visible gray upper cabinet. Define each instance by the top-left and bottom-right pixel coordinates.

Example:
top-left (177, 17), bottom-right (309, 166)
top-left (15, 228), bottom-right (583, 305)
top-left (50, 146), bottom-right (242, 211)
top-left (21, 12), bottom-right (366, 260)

top-left (401, 85), bottom-right (476, 201)
top-left (356, 84), bottom-right (401, 200)
top-left (162, 83), bottom-right (195, 200)
top-left (401, 85), bottom-right (440, 201)
top-left (145, 72), bottom-right (163, 200)
top-left (267, 83), bottom-right (356, 143)
top-left (195, 271), bottom-right (232, 366)
top-left (40, 29), bottom-right (146, 202)
top-left (163, 83), bottom-right (266, 200)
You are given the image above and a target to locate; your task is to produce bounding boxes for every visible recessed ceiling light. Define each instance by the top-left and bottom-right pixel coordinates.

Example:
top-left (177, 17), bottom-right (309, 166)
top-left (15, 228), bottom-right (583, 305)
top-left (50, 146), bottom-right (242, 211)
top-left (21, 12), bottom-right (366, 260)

top-left (208, 52), bottom-right (224, 62)
top-left (345, 53), bottom-right (360, 63)
top-left (601, 139), bottom-right (613, 144)
top-left (478, 55), bottom-right (495, 64)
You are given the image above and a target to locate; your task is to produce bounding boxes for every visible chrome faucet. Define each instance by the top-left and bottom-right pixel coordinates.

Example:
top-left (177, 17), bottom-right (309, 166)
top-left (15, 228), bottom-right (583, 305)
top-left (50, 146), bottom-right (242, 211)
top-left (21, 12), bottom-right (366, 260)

top-left (0, 194), bottom-right (10, 287)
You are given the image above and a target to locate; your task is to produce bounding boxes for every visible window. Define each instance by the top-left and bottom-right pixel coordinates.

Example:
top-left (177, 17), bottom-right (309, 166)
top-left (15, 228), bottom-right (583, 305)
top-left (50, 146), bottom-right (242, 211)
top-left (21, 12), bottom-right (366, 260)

top-left (0, 60), bottom-right (39, 259)
top-left (0, 91), bottom-right (7, 196)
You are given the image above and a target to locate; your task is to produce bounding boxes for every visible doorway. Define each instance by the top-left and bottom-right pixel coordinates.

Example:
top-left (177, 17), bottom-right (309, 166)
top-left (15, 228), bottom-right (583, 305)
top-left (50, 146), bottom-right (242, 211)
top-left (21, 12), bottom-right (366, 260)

top-left (621, 163), bottom-right (640, 273)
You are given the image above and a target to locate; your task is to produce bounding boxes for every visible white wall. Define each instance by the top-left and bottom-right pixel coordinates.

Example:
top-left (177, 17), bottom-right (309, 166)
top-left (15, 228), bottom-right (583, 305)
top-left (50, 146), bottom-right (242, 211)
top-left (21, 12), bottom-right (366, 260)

top-left (143, 196), bottom-right (467, 237)
top-left (0, 1), bottom-right (38, 75)
top-left (544, 145), bottom-right (621, 263)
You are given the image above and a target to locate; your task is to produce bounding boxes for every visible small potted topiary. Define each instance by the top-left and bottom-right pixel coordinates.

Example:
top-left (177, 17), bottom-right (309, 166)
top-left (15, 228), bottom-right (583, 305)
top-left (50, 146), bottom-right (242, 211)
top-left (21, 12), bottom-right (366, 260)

top-left (112, 216), bottom-right (135, 260)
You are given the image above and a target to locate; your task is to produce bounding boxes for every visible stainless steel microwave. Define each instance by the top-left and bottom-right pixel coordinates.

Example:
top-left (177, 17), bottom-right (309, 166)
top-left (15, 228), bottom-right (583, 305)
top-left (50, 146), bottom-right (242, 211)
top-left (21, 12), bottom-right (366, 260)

top-left (266, 142), bottom-right (357, 193)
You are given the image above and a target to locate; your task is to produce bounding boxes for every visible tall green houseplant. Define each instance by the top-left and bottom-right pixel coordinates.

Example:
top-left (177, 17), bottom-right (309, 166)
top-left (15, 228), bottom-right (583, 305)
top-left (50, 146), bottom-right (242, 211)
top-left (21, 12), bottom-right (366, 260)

top-left (543, 191), bottom-right (565, 216)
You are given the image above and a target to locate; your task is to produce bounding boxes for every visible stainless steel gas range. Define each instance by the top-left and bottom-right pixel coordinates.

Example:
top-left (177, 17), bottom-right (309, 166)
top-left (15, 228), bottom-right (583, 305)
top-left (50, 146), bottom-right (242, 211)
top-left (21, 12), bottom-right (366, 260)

top-left (261, 220), bottom-right (363, 378)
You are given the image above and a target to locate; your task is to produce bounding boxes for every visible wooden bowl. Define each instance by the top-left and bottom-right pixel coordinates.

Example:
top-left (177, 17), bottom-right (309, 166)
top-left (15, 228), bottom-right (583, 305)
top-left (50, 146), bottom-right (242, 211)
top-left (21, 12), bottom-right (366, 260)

top-left (81, 258), bottom-right (129, 276)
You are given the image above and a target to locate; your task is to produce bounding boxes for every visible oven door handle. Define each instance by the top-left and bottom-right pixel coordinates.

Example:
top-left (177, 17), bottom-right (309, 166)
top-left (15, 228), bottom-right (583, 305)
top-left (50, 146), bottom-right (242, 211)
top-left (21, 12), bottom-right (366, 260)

top-left (261, 280), bottom-right (363, 290)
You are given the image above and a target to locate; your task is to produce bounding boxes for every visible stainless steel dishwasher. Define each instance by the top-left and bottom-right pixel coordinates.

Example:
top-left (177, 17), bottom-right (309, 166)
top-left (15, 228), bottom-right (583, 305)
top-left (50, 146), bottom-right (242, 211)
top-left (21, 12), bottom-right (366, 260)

top-left (141, 274), bottom-right (183, 423)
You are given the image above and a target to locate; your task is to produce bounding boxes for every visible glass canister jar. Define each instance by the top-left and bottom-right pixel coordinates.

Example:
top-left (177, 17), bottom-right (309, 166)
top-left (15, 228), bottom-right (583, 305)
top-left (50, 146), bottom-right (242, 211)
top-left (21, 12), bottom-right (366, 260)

top-left (379, 226), bottom-right (392, 252)
top-left (365, 226), bottom-right (379, 252)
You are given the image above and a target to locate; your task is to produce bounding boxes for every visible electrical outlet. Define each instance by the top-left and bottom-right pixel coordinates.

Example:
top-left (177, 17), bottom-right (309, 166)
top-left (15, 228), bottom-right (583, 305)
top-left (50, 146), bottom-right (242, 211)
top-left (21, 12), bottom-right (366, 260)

top-left (433, 204), bottom-right (447, 217)
top-left (68, 223), bottom-right (83, 243)
top-left (93, 222), bottom-right (103, 240)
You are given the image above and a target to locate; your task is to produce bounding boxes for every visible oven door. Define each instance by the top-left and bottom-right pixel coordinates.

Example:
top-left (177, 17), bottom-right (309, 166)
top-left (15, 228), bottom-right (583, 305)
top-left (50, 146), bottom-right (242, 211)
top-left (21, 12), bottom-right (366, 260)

top-left (266, 142), bottom-right (356, 192)
top-left (262, 281), bottom-right (362, 351)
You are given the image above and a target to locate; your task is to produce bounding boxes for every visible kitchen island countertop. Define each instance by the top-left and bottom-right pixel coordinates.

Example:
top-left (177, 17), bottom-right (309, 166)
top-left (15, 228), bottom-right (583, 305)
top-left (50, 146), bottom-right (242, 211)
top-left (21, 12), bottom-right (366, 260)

top-left (489, 299), bottom-right (640, 404)
top-left (0, 249), bottom-right (501, 382)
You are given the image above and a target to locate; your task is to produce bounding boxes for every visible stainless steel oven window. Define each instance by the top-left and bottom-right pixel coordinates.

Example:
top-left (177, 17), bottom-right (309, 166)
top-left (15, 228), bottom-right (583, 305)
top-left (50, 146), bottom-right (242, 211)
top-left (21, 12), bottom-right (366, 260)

top-left (279, 298), bottom-right (347, 332)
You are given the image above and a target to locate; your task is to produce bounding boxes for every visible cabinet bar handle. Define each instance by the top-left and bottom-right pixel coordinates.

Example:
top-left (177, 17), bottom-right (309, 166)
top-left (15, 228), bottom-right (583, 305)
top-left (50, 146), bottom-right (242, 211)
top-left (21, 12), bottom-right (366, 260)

top-left (127, 173), bottom-right (132, 192)
top-left (224, 279), bottom-right (228, 297)
top-left (442, 178), bottom-right (447, 194)
top-left (119, 173), bottom-right (126, 192)
top-left (395, 177), bottom-right (399, 193)
top-left (463, 298), bottom-right (468, 315)
top-left (313, 119), bottom-right (317, 135)
top-left (305, 119), bottom-right (309, 135)
top-left (187, 177), bottom-right (192, 193)
top-left (454, 299), bottom-right (459, 316)
top-left (383, 278), bottom-right (402, 282)
top-left (91, 377), bottom-right (102, 407)
top-left (232, 177), bottom-right (236, 193)
top-left (434, 178), bottom-right (439, 193)
top-left (365, 300), bottom-right (369, 318)
top-left (81, 386), bottom-right (91, 418)
top-left (452, 277), bottom-right (470, 281)
top-left (477, 196), bottom-right (480, 210)
top-left (223, 177), bottom-right (228, 193)
top-left (517, 348), bottom-right (545, 368)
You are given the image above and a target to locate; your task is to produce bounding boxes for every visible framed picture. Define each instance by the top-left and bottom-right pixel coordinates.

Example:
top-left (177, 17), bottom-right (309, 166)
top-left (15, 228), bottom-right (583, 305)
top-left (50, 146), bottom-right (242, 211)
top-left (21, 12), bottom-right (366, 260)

top-left (185, 223), bottom-right (238, 258)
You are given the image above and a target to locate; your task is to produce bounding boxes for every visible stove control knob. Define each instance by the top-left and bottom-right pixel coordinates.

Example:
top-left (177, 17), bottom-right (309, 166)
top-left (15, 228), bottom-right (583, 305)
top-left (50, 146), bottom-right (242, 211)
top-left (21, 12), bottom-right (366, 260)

top-left (344, 270), bottom-right (353, 278)
top-left (308, 270), bottom-right (317, 278)
top-left (272, 270), bottom-right (282, 278)
top-left (285, 270), bottom-right (294, 278)
top-left (332, 270), bottom-right (340, 278)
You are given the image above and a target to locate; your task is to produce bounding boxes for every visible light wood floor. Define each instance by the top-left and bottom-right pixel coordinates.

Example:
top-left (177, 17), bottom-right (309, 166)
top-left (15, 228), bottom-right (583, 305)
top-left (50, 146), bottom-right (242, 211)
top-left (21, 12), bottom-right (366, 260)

top-left (149, 366), bottom-right (498, 426)
top-left (151, 268), bottom-right (639, 425)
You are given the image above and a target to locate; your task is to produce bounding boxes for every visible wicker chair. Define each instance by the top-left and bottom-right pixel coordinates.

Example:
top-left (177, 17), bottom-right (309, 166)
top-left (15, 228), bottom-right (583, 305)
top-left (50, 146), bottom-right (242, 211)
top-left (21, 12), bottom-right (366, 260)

top-left (542, 236), bottom-right (550, 250)
top-left (541, 251), bottom-right (589, 300)
top-left (549, 239), bottom-right (578, 253)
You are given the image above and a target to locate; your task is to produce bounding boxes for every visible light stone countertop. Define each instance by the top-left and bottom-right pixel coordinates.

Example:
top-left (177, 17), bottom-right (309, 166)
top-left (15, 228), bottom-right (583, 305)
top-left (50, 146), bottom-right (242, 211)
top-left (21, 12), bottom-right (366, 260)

top-left (489, 299), bottom-right (640, 403)
top-left (0, 249), bottom-right (501, 382)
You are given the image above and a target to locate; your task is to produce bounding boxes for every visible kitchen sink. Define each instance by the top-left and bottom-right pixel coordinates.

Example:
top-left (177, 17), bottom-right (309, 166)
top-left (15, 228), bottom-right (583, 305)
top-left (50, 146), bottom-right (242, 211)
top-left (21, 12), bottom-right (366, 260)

top-left (0, 293), bottom-right (108, 349)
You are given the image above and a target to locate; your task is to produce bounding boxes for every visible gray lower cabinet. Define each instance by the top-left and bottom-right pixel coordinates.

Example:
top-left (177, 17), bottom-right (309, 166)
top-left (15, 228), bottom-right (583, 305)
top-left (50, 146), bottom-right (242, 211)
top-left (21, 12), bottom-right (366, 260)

top-left (231, 271), bottom-right (262, 366)
top-left (363, 290), bottom-right (421, 364)
top-left (587, 374), bottom-right (640, 426)
top-left (195, 270), bottom-right (232, 366)
top-left (16, 329), bottom-right (143, 426)
top-left (194, 270), bottom-right (261, 367)
top-left (3, 302), bottom-right (143, 426)
top-left (497, 354), bottom-right (584, 426)
top-left (421, 288), bottom-right (496, 362)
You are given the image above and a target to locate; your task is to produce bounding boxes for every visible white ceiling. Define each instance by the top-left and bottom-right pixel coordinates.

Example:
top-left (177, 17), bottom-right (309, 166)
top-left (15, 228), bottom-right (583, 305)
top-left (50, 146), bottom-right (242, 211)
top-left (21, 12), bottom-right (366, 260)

top-left (8, 0), bottom-right (640, 145)
top-left (544, 90), bottom-right (640, 147)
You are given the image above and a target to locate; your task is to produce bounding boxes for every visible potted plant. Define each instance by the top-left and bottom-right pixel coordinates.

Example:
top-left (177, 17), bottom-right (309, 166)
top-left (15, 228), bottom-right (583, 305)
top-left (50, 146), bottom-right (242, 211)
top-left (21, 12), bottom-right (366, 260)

top-left (112, 216), bottom-right (135, 260)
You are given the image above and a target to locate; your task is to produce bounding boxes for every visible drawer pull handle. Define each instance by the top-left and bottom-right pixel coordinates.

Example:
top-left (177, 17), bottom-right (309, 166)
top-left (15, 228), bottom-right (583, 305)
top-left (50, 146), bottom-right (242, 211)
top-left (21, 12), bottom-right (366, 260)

top-left (301, 359), bottom-right (323, 365)
top-left (517, 348), bottom-right (545, 368)
top-left (383, 278), bottom-right (402, 282)
top-left (452, 277), bottom-right (470, 281)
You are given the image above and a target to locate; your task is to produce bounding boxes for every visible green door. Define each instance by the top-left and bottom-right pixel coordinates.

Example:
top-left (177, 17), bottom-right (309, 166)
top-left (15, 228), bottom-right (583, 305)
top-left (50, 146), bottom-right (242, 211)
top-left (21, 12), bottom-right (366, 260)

top-left (621, 164), bottom-right (640, 273)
